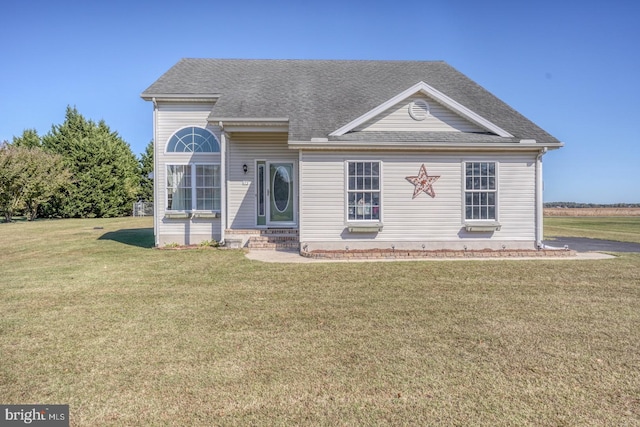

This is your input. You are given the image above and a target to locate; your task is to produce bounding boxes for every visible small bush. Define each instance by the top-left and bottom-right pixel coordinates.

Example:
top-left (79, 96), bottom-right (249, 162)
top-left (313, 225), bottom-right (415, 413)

top-left (199, 239), bottom-right (219, 248)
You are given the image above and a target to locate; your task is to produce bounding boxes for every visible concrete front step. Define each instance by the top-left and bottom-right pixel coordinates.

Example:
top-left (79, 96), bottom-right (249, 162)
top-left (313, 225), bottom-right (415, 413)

top-left (225, 228), bottom-right (299, 235)
top-left (247, 235), bottom-right (299, 250)
top-left (247, 241), bottom-right (300, 249)
top-left (225, 228), bottom-right (299, 249)
top-left (248, 236), bottom-right (299, 242)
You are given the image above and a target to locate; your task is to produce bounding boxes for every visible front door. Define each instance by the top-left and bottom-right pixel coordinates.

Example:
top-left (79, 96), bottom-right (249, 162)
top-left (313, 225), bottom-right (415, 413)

top-left (268, 162), bottom-right (295, 224)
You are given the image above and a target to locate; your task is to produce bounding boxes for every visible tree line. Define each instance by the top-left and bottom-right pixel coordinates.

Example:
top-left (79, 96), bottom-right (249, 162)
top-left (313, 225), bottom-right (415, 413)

top-left (545, 202), bottom-right (640, 208)
top-left (0, 106), bottom-right (153, 222)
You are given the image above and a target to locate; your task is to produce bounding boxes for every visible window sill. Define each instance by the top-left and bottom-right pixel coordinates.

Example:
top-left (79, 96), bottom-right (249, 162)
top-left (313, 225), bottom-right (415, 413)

top-left (164, 212), bottom-right (221, 220)
top-left (164, 212), bottom-right (191, 219)
top-left (347, 223), bottom-right (383, 233)
top-left (192, 212), bottom-right (220, 219)
top-left (464, 222), bottom-right (501, 232)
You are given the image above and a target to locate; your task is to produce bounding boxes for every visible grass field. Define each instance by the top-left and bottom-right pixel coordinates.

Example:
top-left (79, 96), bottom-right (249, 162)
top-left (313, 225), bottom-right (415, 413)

top-left (545, 216), bottom-right (640, 243)
top-left (1, 217), bottom-right (639, 426)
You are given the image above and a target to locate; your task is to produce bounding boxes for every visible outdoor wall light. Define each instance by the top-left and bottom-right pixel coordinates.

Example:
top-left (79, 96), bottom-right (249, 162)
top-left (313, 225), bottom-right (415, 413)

top-left (242, 164), bottom-right (248, 174)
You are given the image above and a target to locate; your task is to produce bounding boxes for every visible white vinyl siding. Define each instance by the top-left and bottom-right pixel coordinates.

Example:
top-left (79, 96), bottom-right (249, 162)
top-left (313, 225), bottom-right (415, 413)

top-left (498, 159), bottom-right (536, 237)
top-left (299, 152), bottom-right (537, 248)
top-left (354, 94), bottom-right (486, 133)
top-left (226, 133), bottom-right (295, 229)
top-left (155, 102), bottom-right (222, 245)
top-left (299, 156), bottom-right (345, 235)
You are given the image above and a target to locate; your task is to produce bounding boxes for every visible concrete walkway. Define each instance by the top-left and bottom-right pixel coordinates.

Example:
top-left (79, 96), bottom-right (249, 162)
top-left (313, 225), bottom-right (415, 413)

top-left (245, 249), bottom-right (614, 263)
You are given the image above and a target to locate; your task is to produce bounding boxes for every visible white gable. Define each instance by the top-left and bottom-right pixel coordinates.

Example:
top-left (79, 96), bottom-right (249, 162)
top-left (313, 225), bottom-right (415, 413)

top-left (353, 93), bottom-right (487, 133)
top-left (330, 81), bottom-right (513, 138)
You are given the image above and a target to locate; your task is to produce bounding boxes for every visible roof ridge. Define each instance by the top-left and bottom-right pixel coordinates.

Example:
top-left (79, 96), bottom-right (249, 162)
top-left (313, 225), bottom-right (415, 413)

top-left (178, 57), bottom-right (448, 63)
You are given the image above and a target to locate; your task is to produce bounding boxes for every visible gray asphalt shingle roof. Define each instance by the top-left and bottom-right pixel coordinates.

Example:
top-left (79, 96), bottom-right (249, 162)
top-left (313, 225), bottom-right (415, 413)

top-left (142, 59), bottom-right (560, 144)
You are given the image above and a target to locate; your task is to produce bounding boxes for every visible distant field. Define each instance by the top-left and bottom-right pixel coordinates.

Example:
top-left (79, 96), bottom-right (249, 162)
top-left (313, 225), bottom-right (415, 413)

top-left (545, 216), bottom-right (640, 243)
top-left (545, 207), bottom-right (640, 217)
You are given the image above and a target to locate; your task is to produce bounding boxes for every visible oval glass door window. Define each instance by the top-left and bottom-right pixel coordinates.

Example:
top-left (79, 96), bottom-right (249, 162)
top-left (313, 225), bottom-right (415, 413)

top-left (272, 166), bottom-right (290, 213)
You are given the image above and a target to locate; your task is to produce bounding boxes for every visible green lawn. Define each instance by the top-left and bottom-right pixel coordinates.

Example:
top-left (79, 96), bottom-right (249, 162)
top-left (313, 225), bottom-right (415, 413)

top-left (545, 216), bottom-right (640, 243)
top-left (1, 217), bottom-right (639, 426)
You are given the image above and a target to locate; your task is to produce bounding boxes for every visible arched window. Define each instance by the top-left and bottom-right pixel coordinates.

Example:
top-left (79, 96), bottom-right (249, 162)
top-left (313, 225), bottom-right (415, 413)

top-left (165, 127), bottom-right (221, 214)
top-left (166, 127), bottom-right (220, 153)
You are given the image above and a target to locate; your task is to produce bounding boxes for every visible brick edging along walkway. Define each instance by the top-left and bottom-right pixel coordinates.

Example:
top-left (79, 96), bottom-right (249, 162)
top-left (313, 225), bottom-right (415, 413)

top-left (301, 248), bottom-right (576, 260)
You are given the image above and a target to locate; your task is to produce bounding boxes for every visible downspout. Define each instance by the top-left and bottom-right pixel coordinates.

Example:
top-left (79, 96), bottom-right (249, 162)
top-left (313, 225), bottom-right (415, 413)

top-left (219, 121), bottom-right (226, 245)
top-left (535, 147), bottom-right (548, 249)
top-left (152, 97), bottom-right (159, 247)
top-left (298, 148), bottom-right (303, 251)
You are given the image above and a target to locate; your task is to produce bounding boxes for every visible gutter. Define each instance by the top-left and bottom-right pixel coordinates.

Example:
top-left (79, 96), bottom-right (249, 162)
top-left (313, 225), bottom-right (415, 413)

top-left (288, 140), bottom-right (564, 152)
top-left (141, 93), bottom-right (220, 102)
top-left (209, 117), bottom-right (290, 123)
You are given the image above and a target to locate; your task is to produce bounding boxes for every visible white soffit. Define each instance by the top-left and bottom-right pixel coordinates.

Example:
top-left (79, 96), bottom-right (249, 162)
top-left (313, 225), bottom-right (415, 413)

top-left (329, 81), bottom-right (514, 138)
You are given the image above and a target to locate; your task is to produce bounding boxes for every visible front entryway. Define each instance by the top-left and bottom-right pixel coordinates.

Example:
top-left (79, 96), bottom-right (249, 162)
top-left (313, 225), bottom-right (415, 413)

top-left (256, 161), bottom-right (296, 226)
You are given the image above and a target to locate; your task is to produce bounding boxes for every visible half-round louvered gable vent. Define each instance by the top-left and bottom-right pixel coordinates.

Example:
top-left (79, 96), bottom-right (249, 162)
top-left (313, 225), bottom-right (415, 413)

top-left (408, 99), bottom-right (430, 121)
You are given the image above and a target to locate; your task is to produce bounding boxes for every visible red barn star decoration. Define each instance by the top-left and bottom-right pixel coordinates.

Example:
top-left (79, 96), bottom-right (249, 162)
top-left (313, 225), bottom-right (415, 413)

top-left (406, 164), bottom-right (440, 199)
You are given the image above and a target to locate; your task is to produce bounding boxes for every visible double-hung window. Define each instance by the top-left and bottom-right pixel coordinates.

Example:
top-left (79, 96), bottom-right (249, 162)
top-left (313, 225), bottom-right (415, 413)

top-left (167, 164), bottom-right (221, 212)
top-left (347, 161), bottom-right (381, 221)
top-left (464, 162), bottom-right (497, 220)
top-left (195, 165), bottom-right (220, 210)
top-left (167, 165), bottom-right (192, 211)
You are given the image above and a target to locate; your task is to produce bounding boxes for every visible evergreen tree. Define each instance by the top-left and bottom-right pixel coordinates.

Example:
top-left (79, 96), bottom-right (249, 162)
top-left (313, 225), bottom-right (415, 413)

top-left (0, 144), bottom-right (22, 221)
top-left (138, 140), bottom-right (154, 202)
top-left (12, 128), bottom-right (42, 148)
top-left (42, 106), bottom-right (141, 218)
top-left (0, 144), bottom-right (70, 221)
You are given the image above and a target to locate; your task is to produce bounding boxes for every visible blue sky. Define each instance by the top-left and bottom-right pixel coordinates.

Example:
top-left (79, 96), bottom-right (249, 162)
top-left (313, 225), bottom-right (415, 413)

top-left (1, 0), bottom-right (638, 203)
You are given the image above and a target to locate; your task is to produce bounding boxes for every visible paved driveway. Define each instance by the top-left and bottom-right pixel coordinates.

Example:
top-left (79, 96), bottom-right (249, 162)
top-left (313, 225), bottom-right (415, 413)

top-left (544, 237), bottom-right (640, 253)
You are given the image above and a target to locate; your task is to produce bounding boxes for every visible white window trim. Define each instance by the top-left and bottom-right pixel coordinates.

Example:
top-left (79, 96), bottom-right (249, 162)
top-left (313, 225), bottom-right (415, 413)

top-left (462, 160), bottom-right (500, 225)
top-left (166, 162), bottom-right (221, 213)
top-left (344, 160), bottom-right (383, 226)
top-left (164, 125), bottom-right (220, 154)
